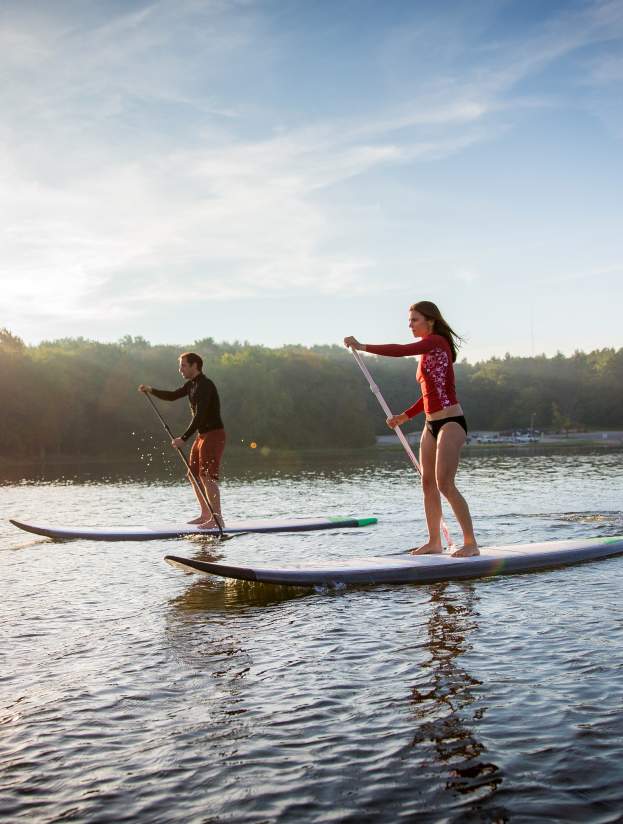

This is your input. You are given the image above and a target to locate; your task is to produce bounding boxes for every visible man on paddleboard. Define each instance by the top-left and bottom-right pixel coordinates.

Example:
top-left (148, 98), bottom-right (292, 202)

top-left (139, 353), bottom-right (226, 529)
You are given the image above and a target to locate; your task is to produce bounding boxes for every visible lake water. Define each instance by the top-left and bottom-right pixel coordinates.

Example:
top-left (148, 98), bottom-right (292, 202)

top-left (2, 447), bottom-right (623, 823)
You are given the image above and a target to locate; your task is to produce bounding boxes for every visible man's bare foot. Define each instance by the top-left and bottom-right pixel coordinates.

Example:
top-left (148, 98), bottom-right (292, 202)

top-left (188, 515), bottom-right (208, 524)
top-left (451, 544), bottom-right (480, 558)
top-left (410, 541), bottom-right (444, 555)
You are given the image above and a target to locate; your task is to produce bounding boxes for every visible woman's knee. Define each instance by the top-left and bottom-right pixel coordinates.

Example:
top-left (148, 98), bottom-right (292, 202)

top-left (436, 476), bottom-right (457, 498)
top-left (421, 475), bottom-right (438, 494)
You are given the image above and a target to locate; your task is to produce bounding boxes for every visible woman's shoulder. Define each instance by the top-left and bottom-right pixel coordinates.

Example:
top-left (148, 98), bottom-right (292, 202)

top-left (424, 334), bottom-right (451, 351)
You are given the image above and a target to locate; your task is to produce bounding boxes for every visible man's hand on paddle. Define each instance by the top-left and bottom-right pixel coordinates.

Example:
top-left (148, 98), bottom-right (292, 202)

top-left (138, 384), bottom-right (152, 394)
top-left (386, 413), bottom-right (409, 429)
top-left (171, 437), bottom-right (185, 449)
top-left (344, 336), bottom-right (364, 350)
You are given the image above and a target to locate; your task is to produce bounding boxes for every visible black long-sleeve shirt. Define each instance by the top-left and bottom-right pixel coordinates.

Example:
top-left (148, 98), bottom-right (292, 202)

top-left (151, 373), bottom-right (224, 441)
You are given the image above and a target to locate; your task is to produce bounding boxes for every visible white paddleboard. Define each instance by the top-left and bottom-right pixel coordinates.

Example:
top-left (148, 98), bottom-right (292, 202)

top-left (165, 535), bottom-right (623, 586)
top-left (9, 515), bottom-right (377, 542)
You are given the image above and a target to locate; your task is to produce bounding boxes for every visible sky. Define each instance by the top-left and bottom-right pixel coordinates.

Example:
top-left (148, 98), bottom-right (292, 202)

top-left (2, 0), bottom-right (622, 362)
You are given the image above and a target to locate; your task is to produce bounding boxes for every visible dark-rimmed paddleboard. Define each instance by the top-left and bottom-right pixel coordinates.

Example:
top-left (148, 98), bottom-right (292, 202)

top-left (9, 515), bottom-right (377, 542)
top-left (165, 535), bottom-right (623, 586)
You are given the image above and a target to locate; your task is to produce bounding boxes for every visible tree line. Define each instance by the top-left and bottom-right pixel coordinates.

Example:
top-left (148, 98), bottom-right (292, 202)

top-left (1, 328), bottom-right (622, 460)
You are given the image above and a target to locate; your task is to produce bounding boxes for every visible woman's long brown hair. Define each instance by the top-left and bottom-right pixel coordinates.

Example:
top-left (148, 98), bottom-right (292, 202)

top-left (410, 301), bottom-right (462, 363)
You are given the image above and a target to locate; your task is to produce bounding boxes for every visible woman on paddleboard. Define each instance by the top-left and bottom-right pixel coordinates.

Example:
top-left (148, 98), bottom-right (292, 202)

top-left (345, 301), bottom-right (478, 557)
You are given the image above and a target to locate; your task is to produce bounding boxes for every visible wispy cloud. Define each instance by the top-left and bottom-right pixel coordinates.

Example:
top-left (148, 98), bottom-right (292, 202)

top-left (544, 262), bottom-right (623, 286)
top-left (1, 0), bottom-right (622, 335)
top-left (585, 54), bottom-right (623, 84)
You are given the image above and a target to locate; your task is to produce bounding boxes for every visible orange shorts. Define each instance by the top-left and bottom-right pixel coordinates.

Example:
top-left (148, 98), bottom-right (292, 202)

top-left (189, 428), bottom-right (226, 481)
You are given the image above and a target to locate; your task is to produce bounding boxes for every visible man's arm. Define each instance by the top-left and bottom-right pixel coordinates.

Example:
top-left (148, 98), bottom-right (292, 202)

top-left (181, 379), bottom-right (217, 441)
top-left (149, 385), bottom-right (188, 401)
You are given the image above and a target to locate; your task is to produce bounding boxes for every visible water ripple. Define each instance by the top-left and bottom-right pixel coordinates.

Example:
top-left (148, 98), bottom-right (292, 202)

top-left (1, 448), bottom-right (623, 821)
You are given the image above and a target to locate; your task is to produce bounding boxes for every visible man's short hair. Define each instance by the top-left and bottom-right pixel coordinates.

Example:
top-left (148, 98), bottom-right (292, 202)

top-left (179, 352), bottom-right (203, 371)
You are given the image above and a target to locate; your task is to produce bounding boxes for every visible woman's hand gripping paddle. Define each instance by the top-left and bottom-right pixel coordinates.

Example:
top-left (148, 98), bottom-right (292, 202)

top-left (349, 347), bottom-right (454, 549)
top-left (142, 392), bottom-right (232, 541)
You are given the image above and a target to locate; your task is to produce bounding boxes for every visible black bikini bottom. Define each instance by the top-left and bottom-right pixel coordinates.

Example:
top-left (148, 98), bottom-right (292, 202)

top-left (425, 415), bottom-right (468, 440)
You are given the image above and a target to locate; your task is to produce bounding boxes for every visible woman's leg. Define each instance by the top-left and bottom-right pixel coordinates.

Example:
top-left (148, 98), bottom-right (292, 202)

top-left (435, 423), bottom-right (478, 556)
top-left (410, 426), bottom-right (444, 554)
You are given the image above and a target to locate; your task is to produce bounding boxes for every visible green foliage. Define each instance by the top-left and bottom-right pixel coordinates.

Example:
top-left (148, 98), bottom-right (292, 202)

top-left (0, 328), bottom-right (25, 351)
top-left (0, 333), bottom-right (621, 460)
top-left (0, 334), bottom-right (375, 458)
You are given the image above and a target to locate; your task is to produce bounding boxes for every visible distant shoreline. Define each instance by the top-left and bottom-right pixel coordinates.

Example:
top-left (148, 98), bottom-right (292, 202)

top-left (377, 430), bottom-right (623, 448)
top-left (465, 438), bottom-right (623, 450)
top-left (1, 435), bottom-right (622, 469)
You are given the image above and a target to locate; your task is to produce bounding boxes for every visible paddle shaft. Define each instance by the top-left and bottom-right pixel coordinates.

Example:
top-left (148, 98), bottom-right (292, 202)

top-left (351, 349), bottom-right (422, 474)
top-left (143, 391), bottom-right (224, 538)
top-left (350, 347), bottom-right (453, 547)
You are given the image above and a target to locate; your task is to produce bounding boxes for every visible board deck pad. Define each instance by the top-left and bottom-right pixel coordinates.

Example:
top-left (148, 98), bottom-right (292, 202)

top-left (9, 516), bottom-right (377, 542)
top-left (165, 536), bottom-right (623, 587)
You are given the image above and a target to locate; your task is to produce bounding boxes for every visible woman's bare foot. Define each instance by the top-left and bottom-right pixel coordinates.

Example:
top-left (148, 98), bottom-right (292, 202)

top-left (410, 541), bottom-right (444, 555)
top-left (451, 543), bottom-right (479, 558)
top-left (188, 515), bottom-right (208, 524)
top-left (198, 516), bottom-right (224, 530)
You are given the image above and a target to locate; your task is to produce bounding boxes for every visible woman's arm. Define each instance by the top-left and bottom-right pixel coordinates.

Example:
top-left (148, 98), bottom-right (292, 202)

top-left (364, 339), bottom-right (438, 358)
top-left (386, 397), bottom-right (424, 429)
top-left (403, 397), bottom-right (424, 418)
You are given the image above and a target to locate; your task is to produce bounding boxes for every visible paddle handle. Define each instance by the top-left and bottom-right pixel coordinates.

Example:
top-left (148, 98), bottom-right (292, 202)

top-left (349, 347), bottom-right (454, 548)
top-left (142, 391), bottom-right (223, 538)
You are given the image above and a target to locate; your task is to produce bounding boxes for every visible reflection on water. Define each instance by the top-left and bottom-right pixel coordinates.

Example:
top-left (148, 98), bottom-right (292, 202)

top-left (1, 447), bottom-right (623, 821)
top-left (0, 447), bottom-right (390, 486)
top-left (2, 443), bottom-right (620, 487)
top-left (170, 575), bottom-right (310, 613)
top-left (410, 583), bottom-right (505, 812)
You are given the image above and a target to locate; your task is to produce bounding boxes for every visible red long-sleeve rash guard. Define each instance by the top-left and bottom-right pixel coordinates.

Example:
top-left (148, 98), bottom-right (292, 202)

top-left (365, 334), bottom-right (458, 418)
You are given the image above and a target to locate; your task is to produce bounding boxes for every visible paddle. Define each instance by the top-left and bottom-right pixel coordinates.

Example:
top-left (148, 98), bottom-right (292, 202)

top-left (349, 347), bottom-right (454, 548)
top-left (142, 392), bottom-right (229, 540)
